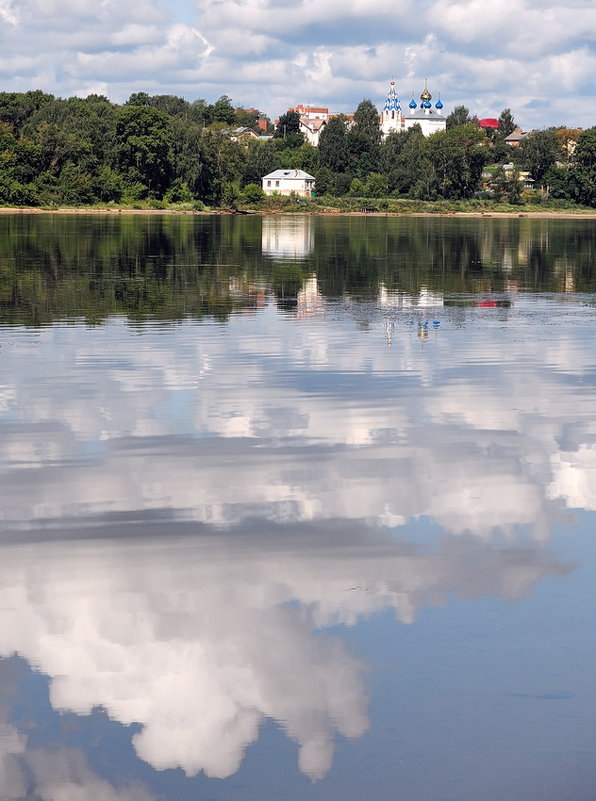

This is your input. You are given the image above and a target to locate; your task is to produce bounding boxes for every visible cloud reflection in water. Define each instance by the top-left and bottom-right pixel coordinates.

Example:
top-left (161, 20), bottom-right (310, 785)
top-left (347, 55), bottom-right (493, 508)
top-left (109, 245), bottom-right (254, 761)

top-left (0, 523), bottom-right (570, 782)
top-left (0, 275), bottom-right (592, 785)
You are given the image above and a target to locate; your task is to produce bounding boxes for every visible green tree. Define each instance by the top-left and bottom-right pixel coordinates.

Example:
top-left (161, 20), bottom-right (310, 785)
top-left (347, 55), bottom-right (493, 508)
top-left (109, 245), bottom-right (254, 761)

top-left (277, 142), bottom-right (319, 171)
top-left (519, 128), bottom-right (561, 183)
top-left (353, 99), bottom-right (381, 145)
top-left (542, 164), bottom-right (573, 200)
top-left (234, 107), bottom-right (265, 130)
top-left (348, 177), bottom-right (365, 196)
top-left (347, 99), bottom-right (381, 177)
top-left (498, 108), bottom-right (516, 137)
top-left (0, 123), bottom-right (40, 184)
top-left (241, 140), bottom-right (280, 186)
top-left (318, 116), bottom-right (349, 172)
top-left (93, 165), bottom-right (124, 202)
top-left (0, 90), bottom-right (55, 135)
top-left (364, 172), bottom-right (388, 197)
top-left (273, 110), bottom-right (301, 139)
top-left (57, 162), bottom-right (96, 205)
top-left (446, 105), bottom-right (472, 129)
top-left (493, 165), bottom-right (522, 204)
top-left (115, 105), bottom-right (173, 196)
top-left (389, 125), bottom-right (432, 196)
top-left (35, 122), bottom-right (93, 176)
top-left (570, 126), bottom-right (596, 206)
top-left (189, 99), bottom-right (210, 127)
top-left (314, 166), bottom-right (334, 195)
top-left (334, 172), bottom-right (353, 196)
top-left (241, 183), bottom-right (265, 204)
top-left (148, 94), bottom-right (190, 117)
top-left (427, 123), bottom-right (486, 199)
top-left (125, 92), bottom-right (152, 107)
top-left (208, 95), bottom-right (236, 125)
top-left (164, 178), bottom-right (194, 203)
top-left (381, 129), bottom-right (409, 173)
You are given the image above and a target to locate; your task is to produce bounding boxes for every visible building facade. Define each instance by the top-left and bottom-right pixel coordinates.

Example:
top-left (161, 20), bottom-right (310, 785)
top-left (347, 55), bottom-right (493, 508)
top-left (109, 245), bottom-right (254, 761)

top-left (380, 80), bottom-right (446, 138)
top-left (262, 169), bottom-right (315, 197)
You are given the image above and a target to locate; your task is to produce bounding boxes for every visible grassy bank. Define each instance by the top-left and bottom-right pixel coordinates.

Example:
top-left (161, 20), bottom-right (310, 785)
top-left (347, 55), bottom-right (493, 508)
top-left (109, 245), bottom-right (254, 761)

top-left (2, 196), bottom-right (596, 217)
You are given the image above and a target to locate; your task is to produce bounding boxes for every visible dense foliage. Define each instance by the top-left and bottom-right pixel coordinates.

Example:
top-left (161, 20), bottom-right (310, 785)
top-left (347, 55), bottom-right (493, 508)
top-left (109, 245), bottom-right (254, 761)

top-left (0, 89), bottom-right (594, 207)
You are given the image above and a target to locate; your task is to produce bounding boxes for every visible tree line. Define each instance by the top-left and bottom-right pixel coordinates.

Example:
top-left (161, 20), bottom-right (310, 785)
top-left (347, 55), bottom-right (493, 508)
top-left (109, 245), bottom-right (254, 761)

top-left (0, 89), bottom-right (595, 207)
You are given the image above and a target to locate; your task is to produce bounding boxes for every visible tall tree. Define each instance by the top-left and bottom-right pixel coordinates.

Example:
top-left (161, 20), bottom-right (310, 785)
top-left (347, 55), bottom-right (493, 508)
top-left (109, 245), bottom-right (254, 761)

top-left (318, 115), bottom-right (349, 172)
top-left (519, 128), bottom-right (561, 183)
top-left (209, 95), bottom-right (235, 125)
top-left (571, 126), bottom-right (596, 206)
top-left (240, 140), bottom-right (280, 186)
top-left (348, 99), bottom-right (381, 176)
top-left (273, 110), bottom-right (301, 138)
top-left (498, 108), bottom-right (516, 137)
top-left (0, 90), bottom-right (54, 135)
top-left (389, 125), bottom-right (432, 197)
top-left (273, 110), bottom-right (304, 148)
top-left (115, 106), bottom-right (173, 196)
top-left (446, 105), bottom-right (472, 129)
top-left (427, 123), bottom-right (486, 198)
top-left (381, 129), bottom-right (411, 174)
top-left (353, 99), bottom-right (381, 145)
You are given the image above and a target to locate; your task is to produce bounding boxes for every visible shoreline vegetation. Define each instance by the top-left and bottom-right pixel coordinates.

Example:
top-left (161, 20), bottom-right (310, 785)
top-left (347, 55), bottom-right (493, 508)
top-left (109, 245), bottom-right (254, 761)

top-left (2, 199), bottom-right (596, 219)
top-left (1, 91), bottom-right (596, 215)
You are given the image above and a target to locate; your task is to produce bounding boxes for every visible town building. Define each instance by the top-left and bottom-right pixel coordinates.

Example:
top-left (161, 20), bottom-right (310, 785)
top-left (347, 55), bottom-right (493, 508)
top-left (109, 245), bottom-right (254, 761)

top-left (287, 104), bottom-right (354, 147)
top-left (504, 128), bottom-right (528, 147)
top-left (380, 80), bottom-right (446, 138)
top-left (262, 169), bottom-right (315, 197)
top-left (478, 118), bottom-right (499, 131)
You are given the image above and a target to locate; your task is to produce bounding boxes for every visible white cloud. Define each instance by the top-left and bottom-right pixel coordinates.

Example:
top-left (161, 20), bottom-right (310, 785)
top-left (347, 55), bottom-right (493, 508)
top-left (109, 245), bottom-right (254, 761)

top-left (0, 0), bottom-right (17, 25)
top-left (0, 0), bottom-right (593, 125)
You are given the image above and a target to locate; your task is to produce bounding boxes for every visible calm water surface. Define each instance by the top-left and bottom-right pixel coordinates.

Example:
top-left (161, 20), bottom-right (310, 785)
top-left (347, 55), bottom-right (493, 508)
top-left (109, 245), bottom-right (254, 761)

top-left (1, 214), bottom-right (596, 801)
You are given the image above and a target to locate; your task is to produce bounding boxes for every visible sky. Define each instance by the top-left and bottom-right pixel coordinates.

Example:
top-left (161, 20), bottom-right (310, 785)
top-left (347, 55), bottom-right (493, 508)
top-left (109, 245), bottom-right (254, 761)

top-left (0, 0), bottom-right (595, 129)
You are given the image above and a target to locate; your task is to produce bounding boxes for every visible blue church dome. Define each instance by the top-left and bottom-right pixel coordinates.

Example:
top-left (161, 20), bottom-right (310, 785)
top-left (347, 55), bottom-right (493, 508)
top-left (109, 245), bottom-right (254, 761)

top-left (409, 98), bottom-right (417, 109)
top-left (435, 99), bottom-right (443, 109)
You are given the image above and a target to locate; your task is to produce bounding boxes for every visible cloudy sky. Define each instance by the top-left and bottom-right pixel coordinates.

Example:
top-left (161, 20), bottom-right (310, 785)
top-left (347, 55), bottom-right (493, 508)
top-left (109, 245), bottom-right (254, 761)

top-left (1, 0), bottom-right (595, 129)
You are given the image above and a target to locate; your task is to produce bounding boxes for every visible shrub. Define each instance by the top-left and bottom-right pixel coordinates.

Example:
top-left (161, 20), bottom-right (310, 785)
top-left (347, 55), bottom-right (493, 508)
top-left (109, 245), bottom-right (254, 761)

top-left (242, 183), bottom-right (265, 204)
top-left (164, 179), bottom-right (193, 204)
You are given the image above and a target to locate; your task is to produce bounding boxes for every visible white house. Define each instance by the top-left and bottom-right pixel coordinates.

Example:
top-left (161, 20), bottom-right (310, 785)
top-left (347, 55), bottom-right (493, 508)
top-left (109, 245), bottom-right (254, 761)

top-left (299, 117), bottom-right (327, 146)
top-left (262, 169), bottom-right (315, 197)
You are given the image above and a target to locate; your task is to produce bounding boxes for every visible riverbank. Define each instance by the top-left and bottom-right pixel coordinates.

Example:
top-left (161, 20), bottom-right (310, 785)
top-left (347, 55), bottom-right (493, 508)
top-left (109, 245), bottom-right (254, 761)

top-left (2, 205), bottom-right (596, 219)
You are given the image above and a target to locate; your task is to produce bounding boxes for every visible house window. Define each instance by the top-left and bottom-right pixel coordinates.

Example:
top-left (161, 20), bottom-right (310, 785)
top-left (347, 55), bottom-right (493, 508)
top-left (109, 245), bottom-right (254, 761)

top-left (275, 181), bottom-right (279, 187)
top-left (267, 181), bottom-right (271, 187)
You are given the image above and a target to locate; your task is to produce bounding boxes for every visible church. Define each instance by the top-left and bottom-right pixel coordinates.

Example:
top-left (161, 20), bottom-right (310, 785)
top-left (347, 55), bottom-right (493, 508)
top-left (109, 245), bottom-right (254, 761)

top-left (289, 79), bottom-right (447, 147)
top-left (380, 80), bottom-right (446, 138)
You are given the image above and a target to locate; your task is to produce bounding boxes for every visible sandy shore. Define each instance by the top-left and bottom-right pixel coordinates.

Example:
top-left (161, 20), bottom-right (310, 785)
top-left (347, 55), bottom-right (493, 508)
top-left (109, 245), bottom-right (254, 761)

top-left (1, 206), bottom-right (596, 219)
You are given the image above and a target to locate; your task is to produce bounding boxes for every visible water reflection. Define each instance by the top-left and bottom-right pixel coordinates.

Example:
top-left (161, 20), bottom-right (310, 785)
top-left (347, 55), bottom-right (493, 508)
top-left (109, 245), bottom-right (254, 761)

top-left (1, 215), bottom-right (596, 799)
top-left (0, 301), bottom-right (594, 537)
top-left (1, 215), bottom-right (596, 326)
top-left (0, 528), bottom-right (569, 785)
top-left (262, 216), bottom-right (314, 259)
